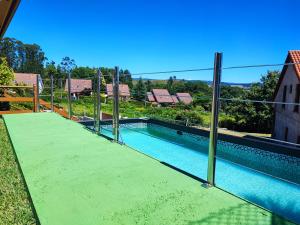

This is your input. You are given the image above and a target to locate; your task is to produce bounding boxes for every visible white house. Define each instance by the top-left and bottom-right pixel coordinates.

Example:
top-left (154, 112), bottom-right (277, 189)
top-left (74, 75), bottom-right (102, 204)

top-left (273, 50), bottom-right (300, 144)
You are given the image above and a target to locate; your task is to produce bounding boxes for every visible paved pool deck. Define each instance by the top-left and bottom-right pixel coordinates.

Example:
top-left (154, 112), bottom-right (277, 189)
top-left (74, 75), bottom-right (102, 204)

top-left (3, 113), bottom-right (293, 225)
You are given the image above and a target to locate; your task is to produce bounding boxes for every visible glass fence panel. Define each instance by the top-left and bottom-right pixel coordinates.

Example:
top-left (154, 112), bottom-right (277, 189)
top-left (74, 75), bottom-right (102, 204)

top-left (116, 71), bottom-right (213, 181)
top-left (215, 64), bottom-right (300, 224)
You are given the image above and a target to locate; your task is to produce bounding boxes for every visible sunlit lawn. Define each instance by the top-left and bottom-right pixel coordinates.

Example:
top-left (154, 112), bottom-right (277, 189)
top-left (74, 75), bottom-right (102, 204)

top-left (0, 118), bottom-right (36, 225)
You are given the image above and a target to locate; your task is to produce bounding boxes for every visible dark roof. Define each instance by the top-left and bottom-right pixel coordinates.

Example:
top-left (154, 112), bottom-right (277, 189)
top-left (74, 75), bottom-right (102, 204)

top-left (152, 89), bottom-right (173, 103)
top-left (106, 84), bottom-right (130, 97)
top-left (176, 93), bottom-right (193, 104)
top-left (171, 95), bottom-right (179, 103)
top-left (147, 92), bottom-right (155, 102)
top-left (15, 73), bottom-right (38, 86)
top-left (65, 79), bottom-right (92, 93)
top-left (274, 50), bottom-right (300, 99)
top-left (0, 0), bottom-right (21, 38)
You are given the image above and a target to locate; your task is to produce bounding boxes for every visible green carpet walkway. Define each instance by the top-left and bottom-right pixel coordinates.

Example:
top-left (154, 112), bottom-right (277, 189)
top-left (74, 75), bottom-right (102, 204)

top-left (3, 113), bottom-right (292, 225)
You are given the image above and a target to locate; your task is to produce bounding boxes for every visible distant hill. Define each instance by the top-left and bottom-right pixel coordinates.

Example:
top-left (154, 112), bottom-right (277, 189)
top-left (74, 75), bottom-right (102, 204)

top-left (204, 81), bottom-right (252, 88)
top-left (132, 78), bottom-right (252, 89)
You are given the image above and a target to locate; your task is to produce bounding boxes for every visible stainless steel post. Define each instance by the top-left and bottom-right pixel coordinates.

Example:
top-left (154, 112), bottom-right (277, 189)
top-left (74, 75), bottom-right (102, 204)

top-left (113, 66), bottom-right (120, 142)
top-left (36, 74), bottom-right (40, 112)
top-left (67, 72), bottom-right (72, 119)
top-left (207, 52), bottom-right (223, 186)
top-left (50, 74), bottom-right (54, 112)
top-left (96, 69), bottom-right (102, 134)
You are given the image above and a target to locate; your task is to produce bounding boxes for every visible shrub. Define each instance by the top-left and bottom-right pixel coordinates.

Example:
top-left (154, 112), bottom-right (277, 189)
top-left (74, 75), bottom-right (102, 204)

top-left (175, 111), bottom-right (204, 126)
top-left (0, 57), bottom-right (14, 86)
top-left (219, 116), bottom-right (237, 130)
top-left (0, 57), bottom-right (14, 110)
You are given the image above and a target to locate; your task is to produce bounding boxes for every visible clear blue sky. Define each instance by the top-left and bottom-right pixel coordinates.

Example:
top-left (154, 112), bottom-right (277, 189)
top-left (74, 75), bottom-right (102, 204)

top-left (5, 0), bottom-right (300, 83)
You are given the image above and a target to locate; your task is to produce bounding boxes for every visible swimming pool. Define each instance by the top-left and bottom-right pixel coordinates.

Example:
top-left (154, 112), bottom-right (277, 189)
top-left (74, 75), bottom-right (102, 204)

top-left (97, 122), bottom-right (300, 224)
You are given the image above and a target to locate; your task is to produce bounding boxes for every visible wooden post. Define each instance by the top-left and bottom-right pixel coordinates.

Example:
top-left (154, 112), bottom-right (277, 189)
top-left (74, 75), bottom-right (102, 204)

top-left (33, 84), bottom-right (38, 112)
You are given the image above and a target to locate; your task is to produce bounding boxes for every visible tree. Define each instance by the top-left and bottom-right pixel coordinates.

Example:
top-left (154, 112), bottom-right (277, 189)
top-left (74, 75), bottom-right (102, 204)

top-left (0, 38), bottom-right (18, 69)
top-left (0, 38), bottom-right (46, 74)
top-left (145, 80), bottom-right (153, 92)
top-left (184, 81), bottom-right (212, 95)
top-left (72, 67), bottom-right (96, 79)
top-left (172, 80), bottom-right (186, 93)
top-left (100, 75), bottom-right (106, 90)
top-left (0, 57), bottom-right (14, 85)
top-left (0, 57), bottom-right (14, 110)
top-left (120, 69), bottom-right (133, 89)
top-left (227, 71), bottom-right (280, 133)
top-left (133, 77), bottom-right (146, 100)
top-left (60, 57), bottom-right (76, 77)
top-left (220, 86), bottom-right (245, 113)
top-left (21, 44), bottom-right (46, 74)
top-left (167, 76), bottom-right (174, 87)
top-left (100, 67), bottom-right (114, 84)
top-left (45, 61), bottom-right (57, 77)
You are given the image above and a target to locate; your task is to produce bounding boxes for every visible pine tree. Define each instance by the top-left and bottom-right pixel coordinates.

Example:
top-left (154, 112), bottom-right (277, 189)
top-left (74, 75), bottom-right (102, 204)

top-left (133, 77), bottom-right (146, 100)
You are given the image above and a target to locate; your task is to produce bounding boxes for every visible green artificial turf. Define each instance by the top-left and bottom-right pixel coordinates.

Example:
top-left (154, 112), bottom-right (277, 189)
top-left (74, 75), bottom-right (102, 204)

top-left (3, 113), bottom-right (293, 225)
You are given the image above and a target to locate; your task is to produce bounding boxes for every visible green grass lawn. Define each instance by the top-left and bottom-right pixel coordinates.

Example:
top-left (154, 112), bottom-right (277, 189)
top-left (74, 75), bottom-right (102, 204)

top-left (0, 117), bottom-right (36, 225)
top-left (53, 97), bottom-right (214, 127)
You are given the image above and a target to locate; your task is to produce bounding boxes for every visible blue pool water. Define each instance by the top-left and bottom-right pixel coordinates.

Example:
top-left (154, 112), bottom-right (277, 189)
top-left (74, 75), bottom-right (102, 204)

top-left (100, 123), bottom-right (300, 223)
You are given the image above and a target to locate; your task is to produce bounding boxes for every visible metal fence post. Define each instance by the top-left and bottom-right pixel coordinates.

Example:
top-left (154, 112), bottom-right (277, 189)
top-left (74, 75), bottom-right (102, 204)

top-left (50, 74), bottom-right (54, 112)
top-left (96, 69), bottom-right (102, 134)
top-left (207, 52), bottom-right (223, 186)
top-left (67, 72), bottom-right (72, 119)
top-left (36, 74), bottom-right (40, 112)
top-left (113, 66), bottom-right (120, 142)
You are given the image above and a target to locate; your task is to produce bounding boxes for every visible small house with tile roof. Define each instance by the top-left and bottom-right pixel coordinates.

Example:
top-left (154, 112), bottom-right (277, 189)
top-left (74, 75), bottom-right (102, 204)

top-left (14, 73), bottom-right (43, 93)
top-left (273, 50), bottom-right (300, 144)
top-left (106, 84), bottom-right (130, 101)
top-left (176, 93), bottom-right (193, 105)
top-left (171, 95), bottom-right (179, 104)
top-left (65, 79), bottom-right (92, 99)
top-left (152, 89), bottom-right (174, 104)
top-left (147, 92), bottom-right (155, 102)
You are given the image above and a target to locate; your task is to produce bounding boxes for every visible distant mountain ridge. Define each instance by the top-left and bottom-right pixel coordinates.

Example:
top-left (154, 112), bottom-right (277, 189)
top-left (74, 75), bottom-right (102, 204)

top-left (132, 78), bottom-right (252, 88)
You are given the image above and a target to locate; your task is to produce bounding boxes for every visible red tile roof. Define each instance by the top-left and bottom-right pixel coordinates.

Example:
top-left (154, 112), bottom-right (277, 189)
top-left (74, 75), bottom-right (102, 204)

top-left (147, 92), bottom-right (155, 102)
top-left (176, 93), bottom-right (193, 104)
top-left (152, 89), bottom-right (173, 103)
top-left (65, 79), bottom-right (92, 93)
top-left (171, 95), bottom-right (179, 103)
top-left (274, 50), bottom-right (300, 99)
top-left (290, 50), bottom-right (300, 78)
top-left (14, 73), bottom-right (38, 86)
top-left (106, 84), bottom-right (130, 97)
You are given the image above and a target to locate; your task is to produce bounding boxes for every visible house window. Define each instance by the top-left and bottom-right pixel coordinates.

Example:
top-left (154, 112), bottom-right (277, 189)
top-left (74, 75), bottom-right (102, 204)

top-left (284, 127), bottom-right (288, 142)
top-left (294, 84), bottom-right (300, 113)
top-left (282, 85), bottom-right (287, 109)
top-left (290, 85), bottom-right (293, 94)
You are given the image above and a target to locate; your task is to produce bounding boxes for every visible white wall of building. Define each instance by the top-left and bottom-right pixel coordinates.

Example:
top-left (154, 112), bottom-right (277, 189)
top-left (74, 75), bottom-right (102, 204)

top-left (274, 65), bottom-right (300, 143)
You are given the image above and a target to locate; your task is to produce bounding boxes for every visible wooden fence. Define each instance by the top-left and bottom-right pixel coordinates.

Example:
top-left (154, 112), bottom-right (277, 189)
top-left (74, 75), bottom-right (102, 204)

top-left (0, 85), bottom-right (38, 115)
top-left (0, 85), bottom-right (78, 121)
